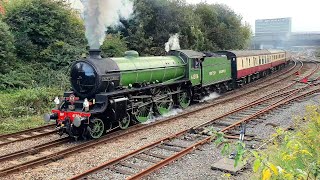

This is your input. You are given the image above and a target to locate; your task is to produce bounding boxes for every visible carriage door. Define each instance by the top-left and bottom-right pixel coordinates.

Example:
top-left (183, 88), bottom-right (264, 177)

top-left (189, 58), bottom-right (201, 86)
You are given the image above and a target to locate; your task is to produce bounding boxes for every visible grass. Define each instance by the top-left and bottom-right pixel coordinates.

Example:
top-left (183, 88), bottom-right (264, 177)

top-left (0, 115), bottom-right (46, 134)
top-left (0, 87), bottom-right (62, 134)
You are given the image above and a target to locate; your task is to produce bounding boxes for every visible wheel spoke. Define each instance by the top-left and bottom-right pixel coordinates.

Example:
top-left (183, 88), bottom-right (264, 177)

top-left (154, 87), bottom-right (173, 115)
top-left (135, 103), bottom-right (152, 123)
top-left (89, 119), bottom-right (104, 139)
top-left (119, 113), bottom-right (130, 129)
top-left (178, 87), bottom-right (191, 109)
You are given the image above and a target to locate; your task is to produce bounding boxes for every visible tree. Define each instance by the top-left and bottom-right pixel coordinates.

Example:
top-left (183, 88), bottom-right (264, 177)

top-left (116, 0), bottom-right (251, 55)
top-left (0, 19), bottom-right (15, 74)
top-left (194, 3), bottom-right (252, 50)
top-left (4, 0), bottom-right (87, 68)
top-left (101, 34), bottom-right (128, 57)
top-left (117, 0), bottom-right (200, 55)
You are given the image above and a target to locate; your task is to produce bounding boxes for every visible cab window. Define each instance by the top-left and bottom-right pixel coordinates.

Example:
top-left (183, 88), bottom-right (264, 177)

top-left (192, 58), bottom-right (201, 69)
top-left (179, 53), bottom-right (188, 63)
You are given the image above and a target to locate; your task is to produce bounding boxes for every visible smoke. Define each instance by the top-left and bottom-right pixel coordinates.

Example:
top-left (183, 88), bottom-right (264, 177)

top-left (200, 92), bottom-right (220, 102)
top-left (142, 109), bottom-right (184, 124)
top-left (81, 0), bottom-right (133, 49)
top-left (165, 33), bottom-right (181, 52)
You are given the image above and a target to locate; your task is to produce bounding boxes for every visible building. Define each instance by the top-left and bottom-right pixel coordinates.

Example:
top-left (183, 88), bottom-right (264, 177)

top-left (255, 17), bottom-right (292, 36)
top-left (252, 17), bottom-right (320, 49)
top-left (253, 17), bottom-right (293, 49)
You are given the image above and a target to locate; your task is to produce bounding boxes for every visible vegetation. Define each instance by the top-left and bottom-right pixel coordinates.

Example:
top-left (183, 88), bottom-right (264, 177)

top-left (0, 87), bottom-right (62, 134)
top-left (213, 106), bottom-right (320, 180)
top-left (0, 0), bottom-right (86, 90)
top-left (115, 0), bottom-right (252, 55)
top-left (4, 0), bottom-right (87, 66)
top-left (0, 20), bottom-right (15, 74)
top-left (101, 34), bottom-right (128, 57)
top-left (0, 87), bottom-right (61, 118)
top-left (0, 115), bottom-right (46, 134)
top-left (254, 106), bottom-right (320, 180)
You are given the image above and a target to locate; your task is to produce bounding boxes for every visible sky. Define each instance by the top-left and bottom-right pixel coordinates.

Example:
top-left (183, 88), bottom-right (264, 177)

top-left (186, 0), bottom-right (320, 33)
top-left (69, 0), bottom-right (320, 33)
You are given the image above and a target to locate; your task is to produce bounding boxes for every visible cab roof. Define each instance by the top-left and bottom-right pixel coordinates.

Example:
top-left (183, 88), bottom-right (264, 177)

top-left (172, 50), bottom-right (205, 58)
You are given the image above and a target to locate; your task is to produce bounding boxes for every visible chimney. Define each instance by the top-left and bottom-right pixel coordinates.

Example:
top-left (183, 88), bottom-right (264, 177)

top-left (88, 49), bottom-right (102, 59)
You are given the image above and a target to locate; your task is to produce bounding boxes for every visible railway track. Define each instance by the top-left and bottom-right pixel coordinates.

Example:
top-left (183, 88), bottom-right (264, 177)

top-left (0, 124), bottom-right (56, 147)
top-left (68, 76), bottom-right (320, 180)
top-left (0, 60), bottom-right (312, 177)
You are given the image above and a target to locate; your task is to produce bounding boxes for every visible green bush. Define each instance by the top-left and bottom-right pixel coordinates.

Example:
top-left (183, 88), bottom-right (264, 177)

top-left (254, 106), bottom-right (320, 180)
top-left (0, 87), bottom-right (62, 118)
top-left (0, 62), bottom-right (70, 90)
top-left (4, 0), bottom-right (87, 67)
top-left (0, 19), bottom-right (15, 74)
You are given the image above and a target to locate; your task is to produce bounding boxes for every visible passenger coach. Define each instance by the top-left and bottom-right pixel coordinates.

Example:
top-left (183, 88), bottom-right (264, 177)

top-left (218, 50), bottom-right (287, 85)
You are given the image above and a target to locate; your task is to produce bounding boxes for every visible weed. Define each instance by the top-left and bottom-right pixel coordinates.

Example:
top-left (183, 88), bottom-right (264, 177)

top-left (212, 105), bottom-right (320, 180)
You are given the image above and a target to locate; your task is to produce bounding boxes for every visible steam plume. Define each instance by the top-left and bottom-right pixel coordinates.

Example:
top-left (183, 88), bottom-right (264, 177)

top-left (81, 0), bottom-right (133, 49)
top-left (165, 33), bottom-right (181, 52)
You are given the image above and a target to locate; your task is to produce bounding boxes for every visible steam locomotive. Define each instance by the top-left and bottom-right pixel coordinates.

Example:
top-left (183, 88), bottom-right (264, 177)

top-left (44, 49), bottom-right (288, 139)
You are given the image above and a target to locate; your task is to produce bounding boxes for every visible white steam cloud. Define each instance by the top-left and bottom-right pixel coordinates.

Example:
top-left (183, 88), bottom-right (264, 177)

top-left (165, 33), bottom-right (181, 52)
top-left (81, 0), bottom-right (133, 49)
top-left (142, 109), bottom-right (184, 124)
top-left (200, 92), bottom-right (220, 102)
